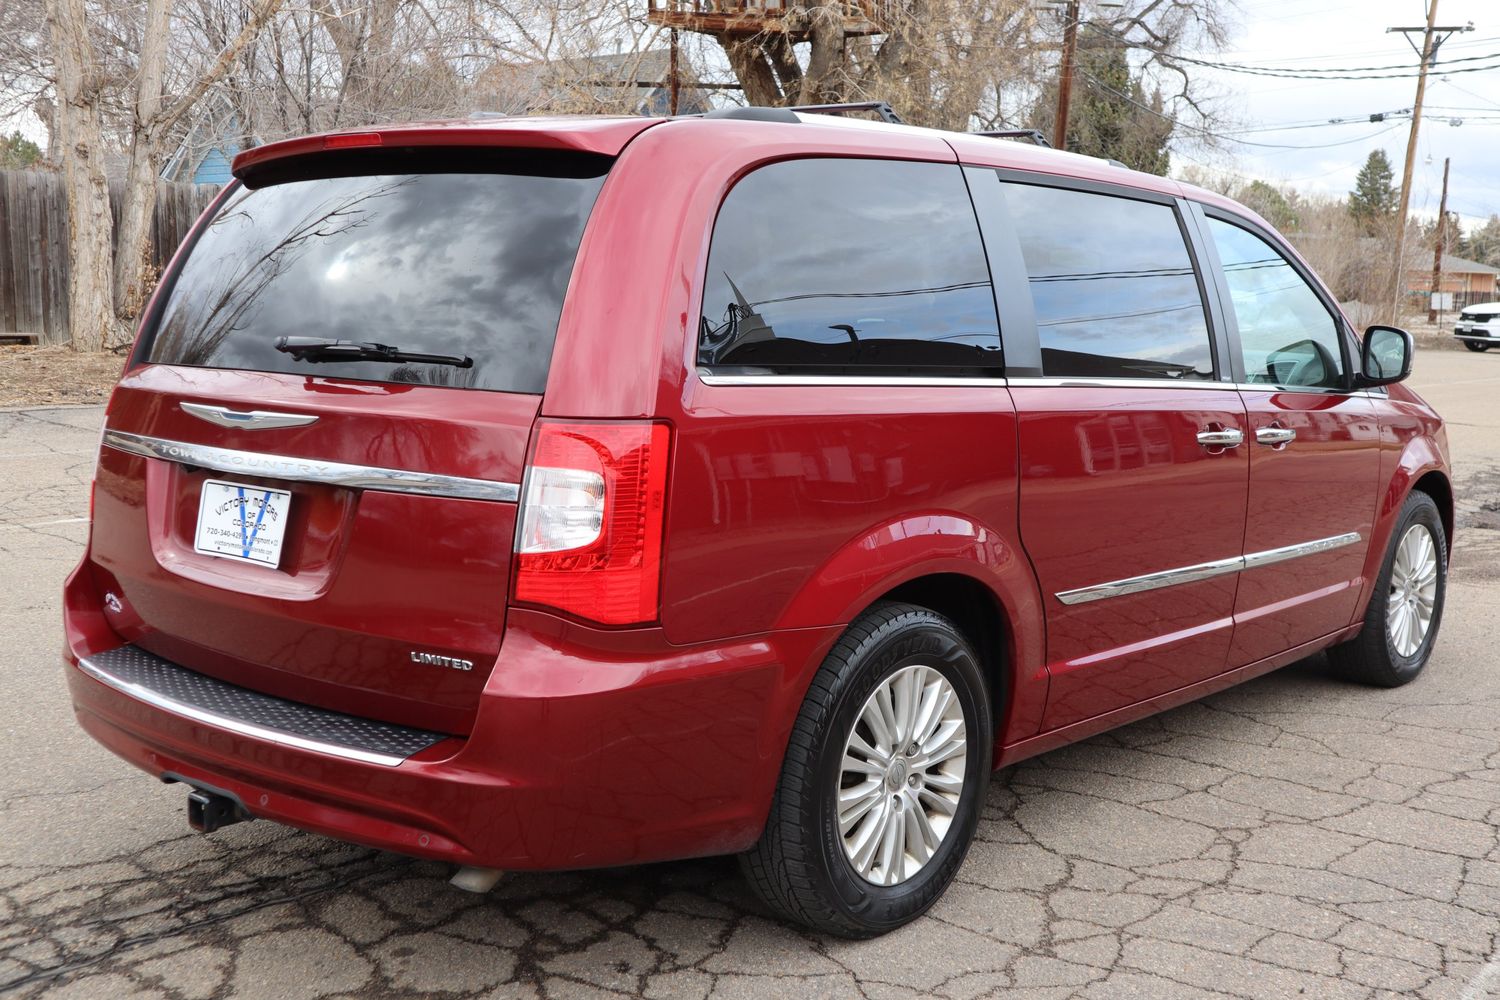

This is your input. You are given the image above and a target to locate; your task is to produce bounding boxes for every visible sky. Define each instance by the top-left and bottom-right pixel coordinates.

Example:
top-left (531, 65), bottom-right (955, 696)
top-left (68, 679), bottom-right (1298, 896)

top-left (1174, 0), bottom-right (1500, 229)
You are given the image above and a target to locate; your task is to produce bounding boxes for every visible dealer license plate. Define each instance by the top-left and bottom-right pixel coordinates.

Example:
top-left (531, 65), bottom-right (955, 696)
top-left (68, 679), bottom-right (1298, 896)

top-left (194, 480), bottom-right (292, 567)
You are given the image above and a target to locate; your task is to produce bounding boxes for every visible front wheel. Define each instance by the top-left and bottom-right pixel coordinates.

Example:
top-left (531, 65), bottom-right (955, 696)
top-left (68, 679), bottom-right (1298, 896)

top-left (1329, 491), bottom-right (1447, 687)
top-left (740, 602), bottom-right (992, 937)
top-left (1463, 339), bottom-right (1491, 352)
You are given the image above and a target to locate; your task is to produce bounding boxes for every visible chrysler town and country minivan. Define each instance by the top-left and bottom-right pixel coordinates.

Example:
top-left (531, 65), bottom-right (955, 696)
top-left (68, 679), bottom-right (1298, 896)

top-left (64, 108), bottom-right (1451, 937)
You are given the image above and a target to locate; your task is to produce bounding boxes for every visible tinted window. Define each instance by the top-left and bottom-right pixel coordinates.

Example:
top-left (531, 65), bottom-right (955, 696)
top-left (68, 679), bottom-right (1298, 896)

top-left (698, 158), bottom-right (1000, 375)
top-left (1207, 217), bottom-right (1343, 389)
top-left (146, 155), bottom-right (608, 393)
top-left (999, 182), bottom-right (1214, 380)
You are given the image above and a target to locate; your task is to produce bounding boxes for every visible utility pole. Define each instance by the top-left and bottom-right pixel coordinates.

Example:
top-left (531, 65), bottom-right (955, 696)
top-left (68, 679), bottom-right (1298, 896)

top-left (669, 28), bottom-right (680, 116)
top-left (1429, 156), bottom-right (1451, 323)
top-left (1387, 4), bottom-right (1474, 324)
top-left (1053, 0), bottom-right (1080, 149)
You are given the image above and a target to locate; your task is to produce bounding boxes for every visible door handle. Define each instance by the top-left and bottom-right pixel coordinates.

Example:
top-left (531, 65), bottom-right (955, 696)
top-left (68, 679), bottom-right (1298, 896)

top-left (1196, 428), bottom-right (1244, 449)
top-left (1256, 426), bottom-right (1297, 447)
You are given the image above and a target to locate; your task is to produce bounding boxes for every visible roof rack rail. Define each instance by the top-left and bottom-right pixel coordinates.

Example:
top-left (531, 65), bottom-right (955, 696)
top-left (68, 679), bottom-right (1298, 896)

top-left (703, 107), bottom-right (800, 123)
top-left (973, 129), bottom-right (1051, 148)
top-left (789, 101), bottom-right (904, 124)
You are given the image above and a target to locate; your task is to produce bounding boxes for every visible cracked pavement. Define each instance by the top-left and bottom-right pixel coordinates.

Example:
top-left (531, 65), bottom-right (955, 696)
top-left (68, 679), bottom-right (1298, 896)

top-left (3, 348), bottom-right (1500, 999)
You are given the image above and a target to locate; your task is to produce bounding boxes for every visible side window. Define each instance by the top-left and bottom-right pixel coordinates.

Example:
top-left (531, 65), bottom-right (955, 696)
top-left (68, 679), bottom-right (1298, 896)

top-left (697, 159), bottom-right (1001, 376)
top-left (1207, 217), bottom-right (1344, 389)
top-left (998, 182), bottom-right (1214, 381)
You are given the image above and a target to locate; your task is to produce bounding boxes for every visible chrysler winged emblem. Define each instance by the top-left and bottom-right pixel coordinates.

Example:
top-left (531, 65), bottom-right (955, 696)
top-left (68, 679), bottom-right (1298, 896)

top-left (180, 402), bottom-right (319, 430)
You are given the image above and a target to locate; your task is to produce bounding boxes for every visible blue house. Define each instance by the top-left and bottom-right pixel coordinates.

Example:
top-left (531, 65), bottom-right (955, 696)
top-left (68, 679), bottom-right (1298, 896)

top-left (160, 110), bottom-right (245, 185)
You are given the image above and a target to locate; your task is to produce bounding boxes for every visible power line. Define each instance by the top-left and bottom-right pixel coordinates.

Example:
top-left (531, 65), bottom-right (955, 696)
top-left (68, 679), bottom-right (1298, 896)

top-left (1211, 33), bottom-right (1500, 65)
top-left (1148, 52), bottom-right (1500, 80)
top-left (1176, 48), bottom-right (1498, 76)
top-left (1077, 71), bottom-right (1407, 150)
top-left (1093, 24), bottom-right (1498, 79)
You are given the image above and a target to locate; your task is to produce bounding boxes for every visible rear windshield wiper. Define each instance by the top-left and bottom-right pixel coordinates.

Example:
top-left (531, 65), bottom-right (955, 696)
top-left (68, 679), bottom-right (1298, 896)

top-left (274, 336), bottom-right (473, 368)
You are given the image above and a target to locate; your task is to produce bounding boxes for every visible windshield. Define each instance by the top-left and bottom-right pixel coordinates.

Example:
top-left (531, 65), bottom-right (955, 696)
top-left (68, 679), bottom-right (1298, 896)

top-left (144, 152), bottom-right (610, 393)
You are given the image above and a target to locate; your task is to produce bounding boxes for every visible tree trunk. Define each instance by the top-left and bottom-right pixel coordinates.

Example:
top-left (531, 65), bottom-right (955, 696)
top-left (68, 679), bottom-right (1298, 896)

top-left (719, 36), bottom-right (784, 106)
top-left (48, 0), bottom-right (115, 352)
top-left (799, 5), bottom-right (848, 104)
top-left (110, 0), bottom-right (282, 344)
top-left (112, 0), bottom-right (173, 343)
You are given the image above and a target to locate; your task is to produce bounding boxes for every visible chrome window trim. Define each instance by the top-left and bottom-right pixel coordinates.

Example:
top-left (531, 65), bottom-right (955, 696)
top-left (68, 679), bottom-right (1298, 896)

top-left (102, 430), bottom-right (519, 503)
top-left (1006, 376), bottom-right (1385, 398)
top-left (75, 654), bottom-right (410, 767)
top-left (697, 372), bottom-right (1009, 387)
top-left (1056, 531), bottom-right (1362, 606)
top-left (1006, 376), bottom-right (1239, 391)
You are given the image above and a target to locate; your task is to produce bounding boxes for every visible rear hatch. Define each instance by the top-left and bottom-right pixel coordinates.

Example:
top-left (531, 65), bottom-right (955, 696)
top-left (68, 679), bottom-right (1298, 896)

top-left (88, 138), bottom-right (620, 734)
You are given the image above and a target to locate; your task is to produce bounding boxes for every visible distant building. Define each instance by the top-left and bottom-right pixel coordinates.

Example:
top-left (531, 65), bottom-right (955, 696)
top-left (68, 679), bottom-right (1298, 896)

top-left (160, 106), bottom-right (245, 185)
top-left (1408, 255), bottom-right (1499, 310)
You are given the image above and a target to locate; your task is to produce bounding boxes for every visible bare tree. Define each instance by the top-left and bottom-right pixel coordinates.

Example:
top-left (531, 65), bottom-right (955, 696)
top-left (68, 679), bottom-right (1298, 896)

top-left (687, 0), bottom-right (1231, 133)
top-left (42, 0), bottom-right (282, 350)
top-left (113, 0), bottom-right (283, 331)
top-left (47, 0), bottom-right (114, 350)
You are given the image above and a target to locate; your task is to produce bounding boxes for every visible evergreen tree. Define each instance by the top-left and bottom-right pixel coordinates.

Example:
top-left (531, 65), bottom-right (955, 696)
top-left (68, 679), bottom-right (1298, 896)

top-left (1028, 41), bottom-right (1173, 176)
top-left (0, 132), bottom-right (42, 170)
top-left (1347, 149), bottom-right (1398, 235)
top-left (1240, 180), bottom-right (1298, 231)
top-left (1461, 215), bottom-right (1500, 268)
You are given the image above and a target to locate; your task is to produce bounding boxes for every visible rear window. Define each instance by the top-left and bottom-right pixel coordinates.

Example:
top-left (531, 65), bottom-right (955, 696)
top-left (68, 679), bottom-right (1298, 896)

top-left (144, 151), bottom-right (609, 393)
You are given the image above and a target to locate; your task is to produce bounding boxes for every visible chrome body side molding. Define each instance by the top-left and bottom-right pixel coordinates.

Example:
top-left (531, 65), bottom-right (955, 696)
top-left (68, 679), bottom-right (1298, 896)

top-left (1240, 532), bottom-right (1363, 570)
top-left (180, 402), bottom-right (319, 430)
top-left (1056, 532), bottom-right (1363, 606)
top-left (102, 430), bottom-right (519, 503)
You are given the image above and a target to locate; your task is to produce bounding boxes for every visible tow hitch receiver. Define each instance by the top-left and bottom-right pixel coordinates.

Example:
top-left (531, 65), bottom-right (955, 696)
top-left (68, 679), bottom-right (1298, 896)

top-left (187, 788), bottom-right (250, 832)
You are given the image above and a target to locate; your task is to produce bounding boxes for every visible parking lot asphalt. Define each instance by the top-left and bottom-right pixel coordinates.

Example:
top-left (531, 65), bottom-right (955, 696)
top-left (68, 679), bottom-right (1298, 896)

top-left (3, 348), bottom-right (1500, 999)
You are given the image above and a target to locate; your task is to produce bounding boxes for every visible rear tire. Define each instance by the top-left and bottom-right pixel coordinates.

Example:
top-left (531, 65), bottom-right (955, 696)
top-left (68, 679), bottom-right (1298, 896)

top-left (1328, 491), bottom-right (1447, 687)
top-left (740, 602), bottom-right (992, 938)
top-left (1463, 339), bottom-right (1491, 352)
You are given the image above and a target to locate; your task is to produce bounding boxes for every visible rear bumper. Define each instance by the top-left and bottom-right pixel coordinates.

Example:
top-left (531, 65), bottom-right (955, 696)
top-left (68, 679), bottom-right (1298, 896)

top-left (64, 560), bottom-right (842, 870)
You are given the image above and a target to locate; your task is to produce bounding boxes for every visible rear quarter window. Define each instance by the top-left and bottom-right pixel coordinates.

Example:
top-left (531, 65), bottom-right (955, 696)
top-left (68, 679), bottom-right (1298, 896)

top-left (697, 157), bottom-right (1002, 377)
top-left (144, 151), bottom-right (610, 393)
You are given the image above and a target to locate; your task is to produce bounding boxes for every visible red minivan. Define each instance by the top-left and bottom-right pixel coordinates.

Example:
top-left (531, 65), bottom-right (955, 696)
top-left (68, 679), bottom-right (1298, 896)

top-left (64, 107), bottom-right (1452, 937)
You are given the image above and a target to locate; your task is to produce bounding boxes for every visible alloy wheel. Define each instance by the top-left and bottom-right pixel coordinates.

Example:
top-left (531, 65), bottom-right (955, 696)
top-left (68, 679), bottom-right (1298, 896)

top-left (837, 664), bottom-right (968, 886)
top-left (1387, 523), bottom-right (1439, 657)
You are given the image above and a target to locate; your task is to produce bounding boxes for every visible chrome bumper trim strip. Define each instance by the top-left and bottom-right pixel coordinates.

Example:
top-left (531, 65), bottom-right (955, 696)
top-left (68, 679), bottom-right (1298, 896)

top-left (1056, 532), bottom-right (1363, 606)
top-left (103, 430), bottom-right (519, 503)
top-left (75, 654), bottom-right (412, 767)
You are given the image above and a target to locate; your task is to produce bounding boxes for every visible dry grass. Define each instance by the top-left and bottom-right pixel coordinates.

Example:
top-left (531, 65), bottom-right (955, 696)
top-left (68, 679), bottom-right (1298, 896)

top-left (0, 345), bottom-right (123, 408)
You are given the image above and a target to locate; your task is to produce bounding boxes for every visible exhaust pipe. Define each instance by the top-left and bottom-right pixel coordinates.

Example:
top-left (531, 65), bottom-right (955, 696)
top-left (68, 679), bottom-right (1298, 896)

top-left (450, 866), bottom-right (504, 893)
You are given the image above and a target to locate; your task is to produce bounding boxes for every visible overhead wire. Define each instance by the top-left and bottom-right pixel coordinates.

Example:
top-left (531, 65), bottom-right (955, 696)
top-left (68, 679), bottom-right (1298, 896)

top-left (1077, 71), bottom-right (1409, 151)
top-left (1091, 25), bottom-right (1500, 80)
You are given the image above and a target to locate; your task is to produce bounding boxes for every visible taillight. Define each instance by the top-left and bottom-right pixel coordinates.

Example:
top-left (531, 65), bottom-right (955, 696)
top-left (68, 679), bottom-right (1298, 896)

top-left (513, 421), bottom-right (671, 626)
top-left (89, 388), bottom-right (119, 522)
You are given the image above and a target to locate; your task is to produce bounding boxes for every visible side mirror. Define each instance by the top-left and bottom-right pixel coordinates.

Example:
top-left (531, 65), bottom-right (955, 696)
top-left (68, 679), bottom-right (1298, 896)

top-left (1357, 325), bottom-right (1413, 387)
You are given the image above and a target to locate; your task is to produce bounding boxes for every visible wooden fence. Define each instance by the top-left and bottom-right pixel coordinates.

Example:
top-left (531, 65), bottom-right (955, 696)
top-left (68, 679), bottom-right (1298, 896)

top-left (0, 170), bottom-right (221, 345)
